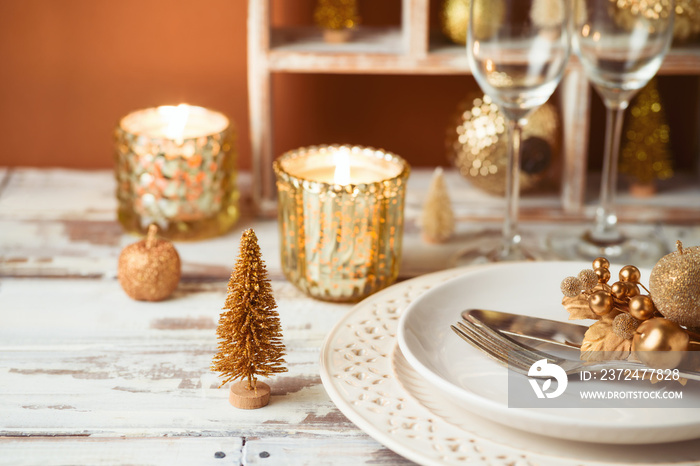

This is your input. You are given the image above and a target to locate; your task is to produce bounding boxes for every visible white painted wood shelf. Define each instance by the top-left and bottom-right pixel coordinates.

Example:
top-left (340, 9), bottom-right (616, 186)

top-left (248, 0), bottom-right (700, 220)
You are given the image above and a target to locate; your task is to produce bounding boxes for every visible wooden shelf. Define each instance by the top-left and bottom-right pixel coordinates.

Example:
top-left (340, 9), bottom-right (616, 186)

top-left (248, 0), bottom-right (700, 219)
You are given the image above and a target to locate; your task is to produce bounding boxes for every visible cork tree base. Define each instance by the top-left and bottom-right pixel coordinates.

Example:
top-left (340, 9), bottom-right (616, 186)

top-left (229, 381), bottom-right (270, 409)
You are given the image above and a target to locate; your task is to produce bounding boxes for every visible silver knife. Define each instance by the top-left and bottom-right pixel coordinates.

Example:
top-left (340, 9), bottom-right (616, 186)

top-left (462, 309), bottom-right (587, 349)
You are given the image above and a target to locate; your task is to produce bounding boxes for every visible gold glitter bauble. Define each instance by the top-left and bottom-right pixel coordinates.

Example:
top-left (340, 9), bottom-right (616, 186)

top-left (613, 313), bottom-right (641, 340)
top-left (612, 0), bottom-right (700, 42)
top-left (118, 224), bottom-right (181, 301)
top-left (439, 0), bottom-right (507, 45)
top-left (633, 318), bottom-right (689, 369)
top-left (649, 241), bottom-right (700, 327)
top-left (628, 295), bottom-right (656, 321)
top-left (561, 276), bottom-right (582, 297)
top-left (447, 94), bottom-right (560, 195)
top-left (578, 269), bottom-right (599, 291)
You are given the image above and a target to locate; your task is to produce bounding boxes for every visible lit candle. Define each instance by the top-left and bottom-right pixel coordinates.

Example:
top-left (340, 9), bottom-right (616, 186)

top-left (273, 145), bottom-right (410, 302)
top-left (114, 104), bottom-right (239, 240)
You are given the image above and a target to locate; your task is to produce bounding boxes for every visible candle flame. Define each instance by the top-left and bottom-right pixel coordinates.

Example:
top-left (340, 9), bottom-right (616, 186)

top-left (333, 150), bottom-right (351, 185)
top-left (159, 104), bottom-right (191, 142)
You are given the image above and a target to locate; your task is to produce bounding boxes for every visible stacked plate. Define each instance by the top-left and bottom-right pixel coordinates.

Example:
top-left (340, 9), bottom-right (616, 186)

top-left (319, 262), bottom-right (700, 466)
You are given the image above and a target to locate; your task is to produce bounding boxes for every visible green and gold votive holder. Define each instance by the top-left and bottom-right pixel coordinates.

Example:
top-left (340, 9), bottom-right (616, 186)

top-left (273, 145), bottom-right (410, 302)
top-left (114, 104), bottom-right (239, 241)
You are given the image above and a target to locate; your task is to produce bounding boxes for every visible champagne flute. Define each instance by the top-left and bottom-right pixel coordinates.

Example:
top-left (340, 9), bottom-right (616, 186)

top-left (461, 0), bottom-right (570, 263)
top-left (549, 0), bottom-right (674, 264)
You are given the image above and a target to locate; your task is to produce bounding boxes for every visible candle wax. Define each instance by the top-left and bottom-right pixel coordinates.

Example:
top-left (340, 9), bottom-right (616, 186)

top-left (296, 165), bottom-right (390, 184)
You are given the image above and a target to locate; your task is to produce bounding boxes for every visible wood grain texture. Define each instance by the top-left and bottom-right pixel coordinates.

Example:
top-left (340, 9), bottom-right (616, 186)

top-left (2, 168), bottom-right (700, 464)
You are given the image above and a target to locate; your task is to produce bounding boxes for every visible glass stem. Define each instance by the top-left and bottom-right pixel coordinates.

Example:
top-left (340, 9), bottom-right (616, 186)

top-left (591, 104), bottom-right (626, 244)
top-left (501, 118), bottom-right (522, 258)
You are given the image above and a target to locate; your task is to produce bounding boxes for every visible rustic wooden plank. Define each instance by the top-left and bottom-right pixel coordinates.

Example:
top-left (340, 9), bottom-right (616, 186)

top-left (0, 437), bottom-right (244, 466)
top-left (244, 437), bottom-right (412, 465)
top-left (0, 279), bottom-right (353, 436)
top-left (268, 29), bottom-right (700, 75)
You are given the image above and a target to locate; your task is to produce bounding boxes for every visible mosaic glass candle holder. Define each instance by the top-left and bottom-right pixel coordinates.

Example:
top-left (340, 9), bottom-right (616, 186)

top-left (114, 104), bottom-right (238, 240)
top-left (274, 145), bottom-right (410, 302)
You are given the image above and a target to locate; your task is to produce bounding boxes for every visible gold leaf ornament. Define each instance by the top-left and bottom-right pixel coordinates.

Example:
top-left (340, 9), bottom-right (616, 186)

top-left (562, 294), bottom-right (598, 320)
top-left (580, 319), bottom-right (632, 361)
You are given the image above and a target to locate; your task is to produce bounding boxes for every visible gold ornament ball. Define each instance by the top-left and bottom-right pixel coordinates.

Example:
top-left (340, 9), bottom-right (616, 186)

top-left (619, 265), bottom-right (641, 283)
top-left (649, 241), bottom-right (700, 328)
top-left (560, 276), bottom-right (582, 297)
top-left (592, 257), bottom-right (610, 270)
top-left (448, 93), bottom-right (560, 196)
top-left (578, 269), bottom-right (599, 291)
top-left (613, 313), bottom-right (641, 340)
top-left (118, 224), bottom-right (181, 301)
top-left (589, 290), bottom-right (614, 316)
top-left (440, 0), bottom-right (507, 45)
top-left (594, 267), bottom-right (611, 284)
top-left (628, 295), bottom-right (656, 321)
top-left (633, 318), bottom-right (689, 369)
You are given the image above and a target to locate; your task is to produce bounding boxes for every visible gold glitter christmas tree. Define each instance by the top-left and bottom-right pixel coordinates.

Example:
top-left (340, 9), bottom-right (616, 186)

top-left (212, 229), bottom-right (287, 393)
top-left (619, 78), bottom-right (673, 193)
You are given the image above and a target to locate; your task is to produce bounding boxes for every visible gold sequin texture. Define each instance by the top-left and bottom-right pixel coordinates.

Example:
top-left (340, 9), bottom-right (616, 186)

top-left (649, 242), bottom-right (700, 327)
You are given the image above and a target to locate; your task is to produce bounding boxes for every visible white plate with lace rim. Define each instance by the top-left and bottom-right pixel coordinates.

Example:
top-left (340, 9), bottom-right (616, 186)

top-left (319, 265), bottom-right (700, 465)
top-left (396, 261), bottom-right (700, 445)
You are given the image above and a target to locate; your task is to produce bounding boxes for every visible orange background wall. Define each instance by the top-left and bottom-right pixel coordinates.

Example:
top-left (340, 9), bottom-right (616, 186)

top-left (0, 0), bottom-right (460, 171)
top-left (0, 1), bottom-right (697, 172)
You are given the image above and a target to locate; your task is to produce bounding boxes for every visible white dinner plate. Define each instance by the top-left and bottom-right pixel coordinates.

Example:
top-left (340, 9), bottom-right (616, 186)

top-left (397, 261), bottom-right (700, 444)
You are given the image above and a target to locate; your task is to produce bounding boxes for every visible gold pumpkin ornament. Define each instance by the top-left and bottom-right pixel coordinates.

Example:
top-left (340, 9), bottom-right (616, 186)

top-left (118, 224), bottom-right (181, 301)
top-left (649, 241), bottom-right (700, 328)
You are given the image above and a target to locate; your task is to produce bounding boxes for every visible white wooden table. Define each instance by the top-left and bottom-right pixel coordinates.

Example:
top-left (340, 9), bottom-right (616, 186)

top-left (1, 168), bottom-right (698, 465)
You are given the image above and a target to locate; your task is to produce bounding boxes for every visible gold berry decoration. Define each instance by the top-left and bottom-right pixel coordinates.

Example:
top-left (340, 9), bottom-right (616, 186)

top-left (577, 269), bottom-right (598, 291)
top-left (592, 257), bottom-right (610, 270)
top-left (613, 313), bottom-right (641, 340)
top-left (619, 265), bottom-right (641, 283)
top-left (649, 240), bottom-right (700, 328)
top-left (118, 224), bottom-right (181, 301)
top-left (594, 267), bottom-right (611, 284)
top-left (560, 276), bottom-right (582, 297)
top-left (628, 295), bottom-right (656, 321)
top-left (589, 290), bottom-right (614, 316)
top-left (633, 318), bottom-right (690, 369)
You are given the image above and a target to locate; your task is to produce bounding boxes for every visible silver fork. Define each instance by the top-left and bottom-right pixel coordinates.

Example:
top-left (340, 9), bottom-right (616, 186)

top-left (451, 319), bottom-right (700, 382)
